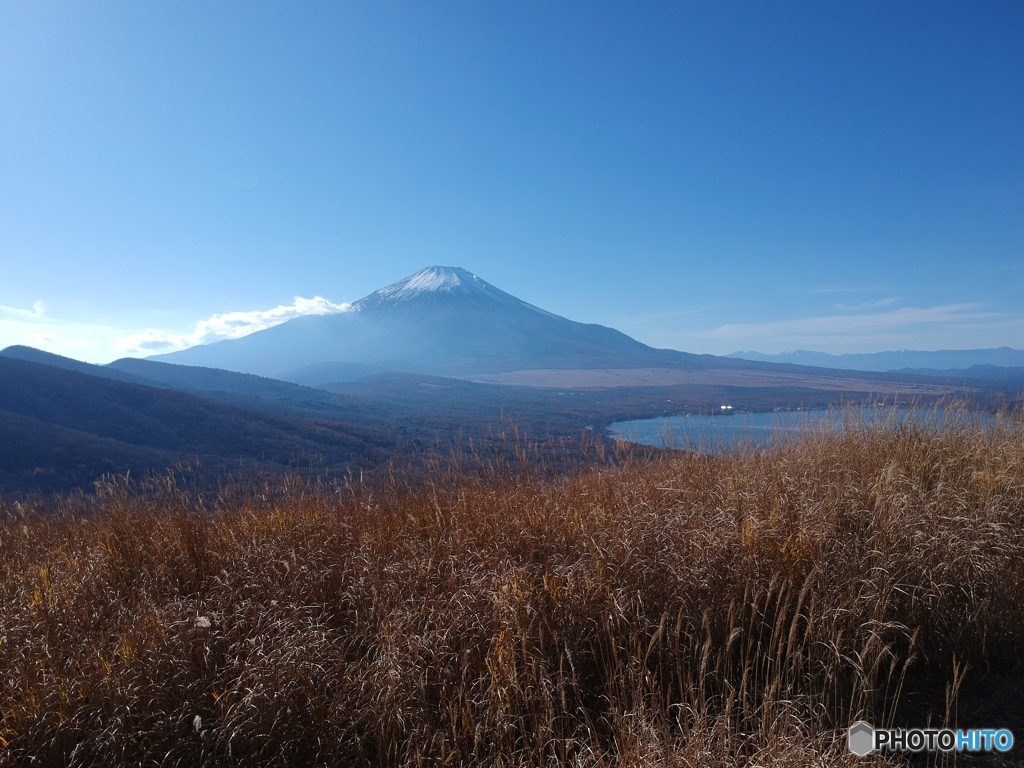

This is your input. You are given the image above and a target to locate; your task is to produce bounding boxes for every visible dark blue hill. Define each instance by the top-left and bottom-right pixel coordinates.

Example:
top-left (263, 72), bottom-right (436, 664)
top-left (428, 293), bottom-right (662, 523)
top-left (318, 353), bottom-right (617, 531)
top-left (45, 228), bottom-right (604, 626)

top-left (0, 357), bottom-right (388, 495)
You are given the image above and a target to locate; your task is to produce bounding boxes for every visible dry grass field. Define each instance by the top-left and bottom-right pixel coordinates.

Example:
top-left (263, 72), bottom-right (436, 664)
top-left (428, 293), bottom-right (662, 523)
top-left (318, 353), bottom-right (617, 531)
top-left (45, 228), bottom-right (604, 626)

top-left (1, 408), bottom-right (1023, 766)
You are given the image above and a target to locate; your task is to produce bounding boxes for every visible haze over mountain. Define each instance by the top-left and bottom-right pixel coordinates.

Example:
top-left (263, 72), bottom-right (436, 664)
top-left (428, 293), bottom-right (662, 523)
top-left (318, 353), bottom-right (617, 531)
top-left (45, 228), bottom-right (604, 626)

top-left (726, 348), bottom-right (1024, 373)
top-left (150, 266), bottom-right (721, 380)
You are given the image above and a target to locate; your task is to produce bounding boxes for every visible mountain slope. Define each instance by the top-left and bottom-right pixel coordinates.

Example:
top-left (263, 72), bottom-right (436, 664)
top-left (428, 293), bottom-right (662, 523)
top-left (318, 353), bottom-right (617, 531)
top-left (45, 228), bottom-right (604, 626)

top-left (0, 357), bottom-right (387, 495)
top-left (2, 345), bottom-right (394, 434)
top-left (2, 344), bottom-right (373, 411)
top-left (149, 266), bottom-right (716, 377)
top-left (105, 357), bottom-right (341, 401)
top-left (0, 409), bottom-right (174, 495)
top-left (890, 364), bottom-right (1024, 390)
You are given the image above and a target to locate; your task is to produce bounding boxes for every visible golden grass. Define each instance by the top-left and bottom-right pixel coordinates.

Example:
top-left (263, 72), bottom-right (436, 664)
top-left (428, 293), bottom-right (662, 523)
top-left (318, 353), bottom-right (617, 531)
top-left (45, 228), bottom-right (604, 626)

top-left (1, 409), bottom-right (1022, 766)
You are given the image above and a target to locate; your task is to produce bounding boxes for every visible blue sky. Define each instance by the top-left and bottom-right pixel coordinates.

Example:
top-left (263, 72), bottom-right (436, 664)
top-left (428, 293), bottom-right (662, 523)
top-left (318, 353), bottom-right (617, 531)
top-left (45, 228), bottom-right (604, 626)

top-left (1, 1), bottom-right (1022, 363)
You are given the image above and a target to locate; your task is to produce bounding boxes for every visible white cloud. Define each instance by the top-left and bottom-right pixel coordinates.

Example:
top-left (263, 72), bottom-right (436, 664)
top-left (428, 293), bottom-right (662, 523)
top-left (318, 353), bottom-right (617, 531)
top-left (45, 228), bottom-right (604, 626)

top-left (834, 297), bottom-right (899, 312)
top-left (0, 295), bottom-right (353, 364)
top-left (113, 296), bottom-right (352, 357)
top-left (0, 300), bottom-right (50, 320)
top-left (708, 304), bottom-right (986, 340)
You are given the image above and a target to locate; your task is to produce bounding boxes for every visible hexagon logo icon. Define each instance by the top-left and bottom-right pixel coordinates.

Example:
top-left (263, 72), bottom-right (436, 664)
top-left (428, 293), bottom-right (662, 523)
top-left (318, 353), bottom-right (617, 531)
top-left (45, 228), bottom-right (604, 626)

top-left (848, 721), bottom-right (875, 756)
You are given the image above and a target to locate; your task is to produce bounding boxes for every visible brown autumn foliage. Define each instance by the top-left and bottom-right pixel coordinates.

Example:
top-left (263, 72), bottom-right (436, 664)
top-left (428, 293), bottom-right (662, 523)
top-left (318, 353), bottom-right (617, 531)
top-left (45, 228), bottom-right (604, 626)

top-left (1, 408), bottom-right (1022, 767)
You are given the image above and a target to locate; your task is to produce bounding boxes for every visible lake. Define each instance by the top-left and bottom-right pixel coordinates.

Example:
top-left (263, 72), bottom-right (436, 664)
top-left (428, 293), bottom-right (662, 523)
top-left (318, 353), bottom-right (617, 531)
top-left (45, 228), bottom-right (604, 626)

top-left (607, 406), bottom-right (998, 452)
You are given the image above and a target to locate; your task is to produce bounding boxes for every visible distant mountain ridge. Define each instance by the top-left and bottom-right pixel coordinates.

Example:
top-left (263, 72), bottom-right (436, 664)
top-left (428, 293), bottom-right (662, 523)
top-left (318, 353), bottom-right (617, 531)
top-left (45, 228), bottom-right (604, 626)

top-left (149, 266), bottom-right (723, 379)
top-left (1, 345), bottom-right (155, 385)
top-left (0, 345), bottom-right (338, 402)
top-left (726, 347), bottom-right (1024, 373)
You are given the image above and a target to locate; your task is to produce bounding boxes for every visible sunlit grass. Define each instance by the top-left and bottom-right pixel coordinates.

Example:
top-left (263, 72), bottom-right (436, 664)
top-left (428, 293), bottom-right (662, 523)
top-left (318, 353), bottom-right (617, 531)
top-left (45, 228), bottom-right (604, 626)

top-left (1, 406), bottom-right (1022, 766)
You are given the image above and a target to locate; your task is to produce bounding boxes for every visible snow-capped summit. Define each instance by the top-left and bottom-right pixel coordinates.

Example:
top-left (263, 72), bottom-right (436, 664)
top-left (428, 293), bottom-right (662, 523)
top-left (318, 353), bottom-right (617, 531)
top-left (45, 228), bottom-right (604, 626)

top-left (367, 266), bottom-right (476, 300)
top-left (354, 266), bottom-right (539, 314)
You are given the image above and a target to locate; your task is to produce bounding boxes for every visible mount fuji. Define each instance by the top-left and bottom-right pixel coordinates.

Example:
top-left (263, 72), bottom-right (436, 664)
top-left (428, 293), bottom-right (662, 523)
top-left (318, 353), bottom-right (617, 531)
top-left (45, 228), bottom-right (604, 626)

top-left (148, 266), bottom-right (717, 382)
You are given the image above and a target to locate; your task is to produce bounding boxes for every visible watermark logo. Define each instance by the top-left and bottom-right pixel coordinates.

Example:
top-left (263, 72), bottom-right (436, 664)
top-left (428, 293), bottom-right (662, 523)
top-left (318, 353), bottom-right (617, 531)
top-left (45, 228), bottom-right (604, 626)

top-left (848, 721), bottom-right (874, 756)
top-left (848, 722), bottom-right (1014, 755)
